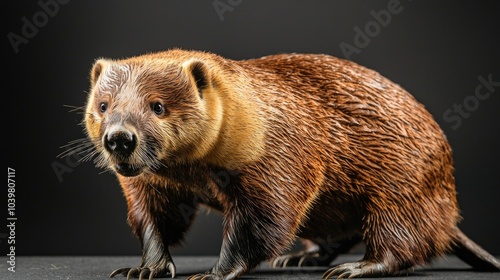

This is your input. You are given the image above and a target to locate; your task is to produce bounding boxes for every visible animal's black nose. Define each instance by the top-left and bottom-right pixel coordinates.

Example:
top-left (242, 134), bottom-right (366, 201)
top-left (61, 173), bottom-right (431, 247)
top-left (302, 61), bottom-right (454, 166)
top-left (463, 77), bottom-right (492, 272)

top-left (104, 130), bottom-right (136, 157)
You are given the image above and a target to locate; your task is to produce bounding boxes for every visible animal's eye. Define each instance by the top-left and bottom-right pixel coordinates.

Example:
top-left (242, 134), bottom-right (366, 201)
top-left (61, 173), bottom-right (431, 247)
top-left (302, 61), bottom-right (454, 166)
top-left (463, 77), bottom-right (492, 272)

top-left (99, 102), bottom-right (108, 113)
top-left (151, 102), bottom-right (165, 116)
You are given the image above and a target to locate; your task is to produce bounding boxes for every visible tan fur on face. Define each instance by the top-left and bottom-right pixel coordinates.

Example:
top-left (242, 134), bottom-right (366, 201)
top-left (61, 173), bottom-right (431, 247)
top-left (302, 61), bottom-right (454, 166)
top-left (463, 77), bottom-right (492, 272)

top-left (85, 50), bottom-right (267, 172)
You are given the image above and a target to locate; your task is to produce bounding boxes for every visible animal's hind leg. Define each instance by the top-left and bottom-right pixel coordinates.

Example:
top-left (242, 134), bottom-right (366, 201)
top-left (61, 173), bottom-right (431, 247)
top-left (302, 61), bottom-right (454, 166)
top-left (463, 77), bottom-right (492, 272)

top-left (323, 210), bottom-right (424, 278)
top-left (272, 235), bottom-right (362, 268)
top-left (322, 243), bottom-right (414, 279)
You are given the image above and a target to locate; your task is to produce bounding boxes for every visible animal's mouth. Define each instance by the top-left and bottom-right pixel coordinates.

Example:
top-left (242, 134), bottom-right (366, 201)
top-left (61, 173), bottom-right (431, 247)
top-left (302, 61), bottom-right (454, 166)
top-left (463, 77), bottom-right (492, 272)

top-left (114, 162), bottom-right (143, 177)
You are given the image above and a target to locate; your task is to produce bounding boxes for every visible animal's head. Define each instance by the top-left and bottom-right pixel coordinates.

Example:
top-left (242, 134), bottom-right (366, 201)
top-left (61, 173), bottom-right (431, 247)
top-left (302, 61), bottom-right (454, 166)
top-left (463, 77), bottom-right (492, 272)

top-left (84, 55), bottom-right (222, 176)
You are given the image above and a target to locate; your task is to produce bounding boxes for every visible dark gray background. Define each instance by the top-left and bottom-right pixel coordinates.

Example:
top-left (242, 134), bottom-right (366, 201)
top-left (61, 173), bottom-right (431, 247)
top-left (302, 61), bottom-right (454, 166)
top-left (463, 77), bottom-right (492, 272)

top-left (3, 1), bottom-right (499, 258)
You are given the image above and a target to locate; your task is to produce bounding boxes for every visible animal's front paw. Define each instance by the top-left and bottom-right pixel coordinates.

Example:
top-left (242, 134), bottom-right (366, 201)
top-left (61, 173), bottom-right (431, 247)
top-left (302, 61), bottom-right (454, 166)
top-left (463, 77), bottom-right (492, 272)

top-left (322, 261), bottom-right (388, 279)
top-left (109, 261), bottom-right (176, 280)
top-left (187, 269), bottom-right (240, 280)
top-left (272, 250), bottom-right (333, 267)
top-left (186, 273), bottom-right (221, 280)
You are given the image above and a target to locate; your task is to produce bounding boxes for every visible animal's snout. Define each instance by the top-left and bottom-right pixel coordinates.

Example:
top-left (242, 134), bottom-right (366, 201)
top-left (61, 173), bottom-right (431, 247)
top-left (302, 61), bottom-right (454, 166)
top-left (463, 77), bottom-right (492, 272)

top-left (104, 129), bottom-right (137, 157)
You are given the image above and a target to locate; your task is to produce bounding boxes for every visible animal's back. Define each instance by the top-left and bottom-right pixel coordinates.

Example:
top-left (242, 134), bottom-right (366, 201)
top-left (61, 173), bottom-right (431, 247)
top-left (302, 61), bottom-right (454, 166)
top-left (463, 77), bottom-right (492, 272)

top-left (239, 53), bottom-right (459, 267)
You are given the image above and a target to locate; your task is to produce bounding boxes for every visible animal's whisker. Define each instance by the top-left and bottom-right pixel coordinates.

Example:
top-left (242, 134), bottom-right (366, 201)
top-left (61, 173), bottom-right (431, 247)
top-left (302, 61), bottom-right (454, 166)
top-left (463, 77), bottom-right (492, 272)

top-left (58, 138), bottom-right (95, 158)
top-left (63, 104), bottom-right (86, 113)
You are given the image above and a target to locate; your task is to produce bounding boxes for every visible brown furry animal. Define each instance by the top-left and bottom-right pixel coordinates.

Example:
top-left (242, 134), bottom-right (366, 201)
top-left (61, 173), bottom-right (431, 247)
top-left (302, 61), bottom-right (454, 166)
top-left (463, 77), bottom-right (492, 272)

top-left (78, 49), bottom-right (499, 279)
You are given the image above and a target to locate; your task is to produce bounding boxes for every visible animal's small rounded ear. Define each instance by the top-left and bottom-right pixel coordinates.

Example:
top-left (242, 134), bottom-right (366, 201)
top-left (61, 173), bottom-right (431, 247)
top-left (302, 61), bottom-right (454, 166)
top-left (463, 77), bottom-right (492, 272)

top-left (182, 59), bottom-right (211, 98)
top-left (90, 59), bottom-right (109, 88)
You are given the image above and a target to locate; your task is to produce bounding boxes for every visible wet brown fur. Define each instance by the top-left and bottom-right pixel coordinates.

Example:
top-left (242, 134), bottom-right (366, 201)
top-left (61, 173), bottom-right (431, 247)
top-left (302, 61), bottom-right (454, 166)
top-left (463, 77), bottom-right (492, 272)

top-left (83, 49), bottom-right (499, 279)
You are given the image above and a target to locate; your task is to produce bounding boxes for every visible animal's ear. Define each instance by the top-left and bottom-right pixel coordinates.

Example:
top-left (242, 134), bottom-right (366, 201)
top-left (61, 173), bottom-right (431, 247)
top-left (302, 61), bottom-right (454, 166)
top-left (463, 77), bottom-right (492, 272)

top-left (90, 59), bottom-right (109, 88)
top-left (182, 59), bottom-right (211, 98)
